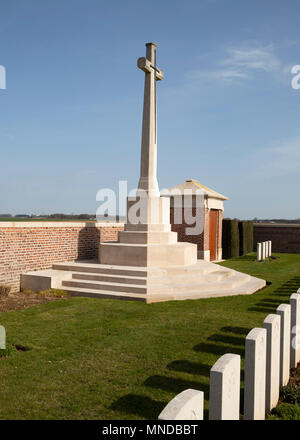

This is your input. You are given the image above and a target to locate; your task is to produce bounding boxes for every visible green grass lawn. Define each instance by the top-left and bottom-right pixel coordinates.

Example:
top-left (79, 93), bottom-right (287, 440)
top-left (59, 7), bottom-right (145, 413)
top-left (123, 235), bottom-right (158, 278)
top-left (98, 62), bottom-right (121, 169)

top-left (0, 252), bottom-right (300, 420)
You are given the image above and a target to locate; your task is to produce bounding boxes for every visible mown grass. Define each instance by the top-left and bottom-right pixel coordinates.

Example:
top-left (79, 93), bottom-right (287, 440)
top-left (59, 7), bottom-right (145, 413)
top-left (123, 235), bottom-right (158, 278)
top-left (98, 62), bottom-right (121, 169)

top-left (0, 252), bottom-right (299, 419)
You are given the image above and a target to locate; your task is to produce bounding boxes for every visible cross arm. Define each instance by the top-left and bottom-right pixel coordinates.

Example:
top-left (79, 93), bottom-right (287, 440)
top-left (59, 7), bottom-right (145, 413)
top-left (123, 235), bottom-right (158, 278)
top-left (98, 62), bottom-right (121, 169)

top-left (137, 57), bottom-right (164, 81)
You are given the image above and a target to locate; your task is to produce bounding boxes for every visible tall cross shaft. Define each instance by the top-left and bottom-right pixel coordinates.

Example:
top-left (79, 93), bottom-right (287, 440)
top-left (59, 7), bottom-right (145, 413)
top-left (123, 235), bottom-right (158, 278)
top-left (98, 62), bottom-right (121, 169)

top-left (137, 42), bottom-right (163, 197)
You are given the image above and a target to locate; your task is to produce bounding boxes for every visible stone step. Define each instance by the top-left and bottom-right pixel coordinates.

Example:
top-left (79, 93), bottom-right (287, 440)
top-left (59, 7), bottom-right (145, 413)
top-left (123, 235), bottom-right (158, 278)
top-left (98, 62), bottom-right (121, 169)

top-left (62, 279), bottom-right (150, 294)
top-left (72, 272), bottom-right (148, 285)
top-left (171, 277), bottom-right (266, 300)
top-left (52, 262), bottom-right (150, 277)
top-left (52, 260), bottom-right (218, 278)
top-left (62, 276), bottom-right (266, 303)
top-left (61, 286), bottom-right (172, 303)
top-left (71, 268), bottom-right (232, 286)
top-left (21, 260), bottom-right (266, 303)
top-left (62, 270), bottom-right (251, 295)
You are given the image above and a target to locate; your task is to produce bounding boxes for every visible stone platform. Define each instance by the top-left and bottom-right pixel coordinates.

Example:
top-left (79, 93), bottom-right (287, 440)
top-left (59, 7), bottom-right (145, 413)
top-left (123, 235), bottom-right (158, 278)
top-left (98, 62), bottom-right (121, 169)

top-left (21, 259), bottom-right (266, 303)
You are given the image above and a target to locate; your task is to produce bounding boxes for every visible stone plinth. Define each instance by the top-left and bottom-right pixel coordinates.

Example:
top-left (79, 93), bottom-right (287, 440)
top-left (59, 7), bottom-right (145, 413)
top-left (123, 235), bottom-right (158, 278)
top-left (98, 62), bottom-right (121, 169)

top-left (99, 194), bottom-right (198, 267)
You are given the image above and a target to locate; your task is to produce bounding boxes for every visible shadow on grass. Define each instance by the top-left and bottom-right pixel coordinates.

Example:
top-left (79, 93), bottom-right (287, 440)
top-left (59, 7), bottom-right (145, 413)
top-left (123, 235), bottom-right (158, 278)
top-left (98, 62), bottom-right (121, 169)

top-left (207, 333), bottom-right (245, 346)
top-left (110, 394), bottom-right (167, 419)
top-left (248, 276), bottom-right (300, 314)
top-left (193, 342), bottom-right (244, 357)
top-left (167, 360), bottom-right (211, 377)
top-left (144, 374), bottom-right (209, 396)
top-left (220, 326), bottom-right (250, 335)
top-left (226, 254), bottom-right (257, 262)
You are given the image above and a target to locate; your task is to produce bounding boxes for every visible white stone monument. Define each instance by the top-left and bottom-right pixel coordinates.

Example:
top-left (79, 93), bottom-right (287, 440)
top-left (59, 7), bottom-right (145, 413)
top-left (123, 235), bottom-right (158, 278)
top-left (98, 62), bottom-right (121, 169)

top-left (244, 328), bottom-right (267, 420)
top-left (158, 389), bottom-right (204, 420)
top-left (290, 293), bottom-right (300, 368)
top-left (99, 42), bottom-right (197, 268)
top-left (268, 240), bottom-right (272, 257)
top-left (20, 43), bottom-right (267, 303)
top-left (209, 353), bottom-right (240, 420)
top-left (263, 314), bottom-right (280, 413)
top-left (257, 243), bottom-right (262, 261)
top-left (276, 304), bottom-right (291, 387)
top-left (265, 241), bottom-right (269, 258)
top-left (262, 242), bottom-right (266, 260)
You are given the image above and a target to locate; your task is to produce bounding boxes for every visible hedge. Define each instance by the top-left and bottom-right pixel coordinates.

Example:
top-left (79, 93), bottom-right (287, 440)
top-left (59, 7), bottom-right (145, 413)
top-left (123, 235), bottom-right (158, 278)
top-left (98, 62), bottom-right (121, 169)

top-left (222, 219), bottom-right (253, 259)
top-left (222, 219), bottom-right (240, 259)
top-left (239, 221), bottom-right (254, 256)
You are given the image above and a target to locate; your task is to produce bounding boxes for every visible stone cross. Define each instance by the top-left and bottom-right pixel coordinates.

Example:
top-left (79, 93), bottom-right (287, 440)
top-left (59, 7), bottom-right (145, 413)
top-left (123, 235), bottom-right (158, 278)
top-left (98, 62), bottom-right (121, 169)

top-left (137, 42), bottom-right (163, 198)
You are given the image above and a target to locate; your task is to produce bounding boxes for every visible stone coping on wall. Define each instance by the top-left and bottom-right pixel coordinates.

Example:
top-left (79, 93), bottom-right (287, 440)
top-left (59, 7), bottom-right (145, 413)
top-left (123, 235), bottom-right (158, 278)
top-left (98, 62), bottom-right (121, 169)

top-left (254, 223), bottom-right (300, 228)
top-left (0, 222), bottom-right (125, 228)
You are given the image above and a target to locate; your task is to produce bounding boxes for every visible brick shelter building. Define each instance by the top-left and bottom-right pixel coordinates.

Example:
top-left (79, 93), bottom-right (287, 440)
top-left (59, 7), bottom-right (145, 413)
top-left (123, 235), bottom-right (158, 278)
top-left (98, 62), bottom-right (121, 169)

top-left (163, 179), bottom-right (228, 261)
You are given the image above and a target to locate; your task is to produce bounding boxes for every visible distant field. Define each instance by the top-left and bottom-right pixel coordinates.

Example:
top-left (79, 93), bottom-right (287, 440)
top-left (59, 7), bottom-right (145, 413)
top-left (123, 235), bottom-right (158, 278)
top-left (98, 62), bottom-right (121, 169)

top-left (0, 217), bottom-right (125, 222)
top-left (0, 218), bottom-right (96, 222)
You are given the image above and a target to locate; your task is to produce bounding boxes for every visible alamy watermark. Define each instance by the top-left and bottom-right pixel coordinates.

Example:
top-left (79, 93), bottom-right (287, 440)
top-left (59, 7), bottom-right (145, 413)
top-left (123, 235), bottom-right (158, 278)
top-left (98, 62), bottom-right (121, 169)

top-left (291, 65), bottom-right (300, 90)
top-left (0, 65), bottom-right (6, 90)
top-left (96, 180), bottom-right (205, 236)
top-left (291, 324), bottom-right (300, 351)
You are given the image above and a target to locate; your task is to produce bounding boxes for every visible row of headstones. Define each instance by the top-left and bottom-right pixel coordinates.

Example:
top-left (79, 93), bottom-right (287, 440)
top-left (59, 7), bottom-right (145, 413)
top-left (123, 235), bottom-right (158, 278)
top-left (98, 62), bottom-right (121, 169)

top-left (257, 241), bottom-right (272, 261)
top-left (158, 289), bottom-right (300, 420)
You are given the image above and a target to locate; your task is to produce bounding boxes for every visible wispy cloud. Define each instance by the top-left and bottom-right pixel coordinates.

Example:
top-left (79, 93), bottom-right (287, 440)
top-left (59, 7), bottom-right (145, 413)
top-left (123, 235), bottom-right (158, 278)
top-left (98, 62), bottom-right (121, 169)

top-left (187, 44), bottom-right (282, 83)
top-left (221, 46), bottom-right (281, 72)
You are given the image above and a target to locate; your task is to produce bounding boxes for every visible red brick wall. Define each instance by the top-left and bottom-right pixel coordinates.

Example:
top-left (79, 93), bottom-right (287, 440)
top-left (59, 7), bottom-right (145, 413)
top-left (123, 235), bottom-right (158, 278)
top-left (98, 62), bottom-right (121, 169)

top-left (170, 207), bottom-right (208, 252)
top-left (253, 224), bottom-right (300, 253)
top-left (0, 222), bottom-right (124, 292)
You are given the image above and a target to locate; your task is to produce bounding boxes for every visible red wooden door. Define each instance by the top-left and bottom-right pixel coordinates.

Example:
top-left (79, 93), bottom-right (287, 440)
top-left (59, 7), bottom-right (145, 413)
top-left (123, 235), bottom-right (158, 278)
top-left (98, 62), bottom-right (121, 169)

top-left (209, 209), bottom-right (217, 261)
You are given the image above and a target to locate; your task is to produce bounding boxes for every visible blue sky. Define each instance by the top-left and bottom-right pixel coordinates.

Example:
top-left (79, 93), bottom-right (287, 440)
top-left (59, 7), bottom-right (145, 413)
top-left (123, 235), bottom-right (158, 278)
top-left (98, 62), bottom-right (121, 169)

top-left (0, 0), bottom-right (300, 218)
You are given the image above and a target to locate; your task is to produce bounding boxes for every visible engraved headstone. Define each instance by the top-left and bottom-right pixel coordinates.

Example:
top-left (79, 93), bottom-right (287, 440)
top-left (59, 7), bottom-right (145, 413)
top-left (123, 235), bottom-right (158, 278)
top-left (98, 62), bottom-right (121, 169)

top-left (244, 328), bottom-right (267, 420)
top-left (0, 325), bottom-right (6, 350)
top-left (290, 293), bottom-right (300, 368)
top-left (276, 304), bottom-right (291, 386)
top-left (209, 353), bottom-right (240, 420)
top-left (158, 389), bottom-right (204, 420)
top-left (263, 314), bottom-right (280, 413)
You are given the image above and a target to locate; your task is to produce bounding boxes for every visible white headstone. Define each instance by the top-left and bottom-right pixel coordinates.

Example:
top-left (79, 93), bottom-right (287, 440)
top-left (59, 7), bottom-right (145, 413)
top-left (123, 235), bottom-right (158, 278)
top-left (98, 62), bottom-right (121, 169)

top-left (276, 304), bottom-right (291, 387)
top-left (257, 243), bottom-right (262, 261)
top-left (263, 314), bottom-right (280, 413)
top-left (266, 241), bottom-right (269, 258)
top-left (262, 242), bottom-right (266, 260)
top-left (244, 328), bottom-right (267, 420)
top-left (158, 389), bottom-right (204, 420)
top-left (290, 293), bottom-right (300, 368)
top-left (268, 241), bottom-right (272, 257)
top-left (209, 353), bottom-right (240, 420)
top-left (0, 325), bottom-right (6, 349)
